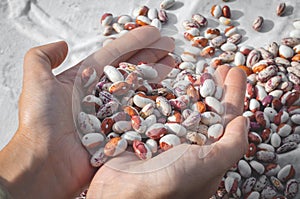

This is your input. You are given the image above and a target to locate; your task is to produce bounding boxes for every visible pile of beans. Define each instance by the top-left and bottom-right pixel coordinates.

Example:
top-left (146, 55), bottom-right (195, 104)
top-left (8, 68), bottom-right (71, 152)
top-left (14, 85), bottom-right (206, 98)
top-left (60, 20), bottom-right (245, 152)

top-left (79, 57), bottom-right (225, 163)
top-left (79, 0), bottom-right (228, 164)
top-left (76, 0), bottom-right (300, 198)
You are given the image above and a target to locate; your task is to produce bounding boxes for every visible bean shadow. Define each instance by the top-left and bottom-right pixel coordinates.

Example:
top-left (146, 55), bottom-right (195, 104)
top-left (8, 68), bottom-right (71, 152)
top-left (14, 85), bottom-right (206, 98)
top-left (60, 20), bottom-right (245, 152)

top-left (260, 19), bottom-right (274, 33)
top-left (161, 12), bottom-right (178, 37)
top-left (231, 10), bottom-right (244, 20)
top-left (238, 28), bottom-right (246, 37)
top-left (174, 41), bottom-right (185, 55)
top-left (282, 5), bottom-right (293, 17)
top-left (237, 28), bottom-right (248, 43)
top-left (161, 26), bottom-right (178, 36)
top-left (167, 12), bottom-right (178, 25)
top-left (240, 36), bottom-right (249, 44)
top-left (222, 0), bottom-right (237, 2)
top-left (167, 1), bottom-right (184, 11)
top-left (207, 18), bottom-right (219, 28)
top-left (231, 20), bottom-right (240, 27)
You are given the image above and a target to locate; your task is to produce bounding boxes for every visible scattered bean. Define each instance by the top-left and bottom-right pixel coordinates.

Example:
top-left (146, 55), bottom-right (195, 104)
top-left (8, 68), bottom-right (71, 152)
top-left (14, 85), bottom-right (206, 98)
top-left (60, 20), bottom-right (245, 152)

top-left (80, 3), bottom-right (300, 199)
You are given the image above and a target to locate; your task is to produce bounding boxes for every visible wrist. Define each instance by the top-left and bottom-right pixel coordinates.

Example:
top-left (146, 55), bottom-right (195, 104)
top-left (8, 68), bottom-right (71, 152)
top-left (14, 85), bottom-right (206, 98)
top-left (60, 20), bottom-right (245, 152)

top-left (0, 128), bottom-right (58, 199)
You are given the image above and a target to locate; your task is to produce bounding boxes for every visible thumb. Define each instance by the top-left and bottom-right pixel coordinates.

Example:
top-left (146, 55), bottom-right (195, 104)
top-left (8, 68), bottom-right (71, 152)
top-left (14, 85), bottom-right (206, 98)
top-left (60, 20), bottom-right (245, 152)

top-left (23, 41), bottom-right (68, 81)
top-left (212, 116), bottom-right (249, 169)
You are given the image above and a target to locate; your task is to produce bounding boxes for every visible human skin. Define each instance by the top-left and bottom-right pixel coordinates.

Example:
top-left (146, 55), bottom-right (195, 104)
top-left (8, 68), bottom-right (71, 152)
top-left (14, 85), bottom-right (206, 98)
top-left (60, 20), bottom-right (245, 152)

top-left (0, 26), bottom-right (248, 199)
top-left (86, 61), bottom-right (249, 199)
top-left (0, 26), bottom-right (175, 199)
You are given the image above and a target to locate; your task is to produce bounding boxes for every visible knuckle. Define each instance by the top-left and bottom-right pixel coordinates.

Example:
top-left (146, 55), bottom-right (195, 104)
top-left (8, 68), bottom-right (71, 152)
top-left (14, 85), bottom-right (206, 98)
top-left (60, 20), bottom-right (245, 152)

top-left (25, 46), bottom-right (40, 58)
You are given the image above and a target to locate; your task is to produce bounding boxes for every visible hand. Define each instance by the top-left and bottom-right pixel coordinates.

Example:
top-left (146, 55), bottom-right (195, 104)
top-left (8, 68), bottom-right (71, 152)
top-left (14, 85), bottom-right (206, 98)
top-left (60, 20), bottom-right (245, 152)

top-left (86, 65), bottom-right (249, 198)
top-left (0, 26), bottom-right (175, 199)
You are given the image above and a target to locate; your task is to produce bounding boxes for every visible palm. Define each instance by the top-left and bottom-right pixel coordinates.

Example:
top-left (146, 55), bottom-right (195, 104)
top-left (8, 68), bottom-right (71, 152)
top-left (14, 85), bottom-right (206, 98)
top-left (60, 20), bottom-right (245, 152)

top-left (18, 26), bottom-right (247, 198)
top-left (88, 144), bottom-right (224, 198)
top-left (18, 26), bottom-right (175, 198)
top-left (86, 64), bottom-right (248, 199)
top-left (47, 79), bottom-right (95, 194)
top-left (19, 57), bottom-right (95, 197)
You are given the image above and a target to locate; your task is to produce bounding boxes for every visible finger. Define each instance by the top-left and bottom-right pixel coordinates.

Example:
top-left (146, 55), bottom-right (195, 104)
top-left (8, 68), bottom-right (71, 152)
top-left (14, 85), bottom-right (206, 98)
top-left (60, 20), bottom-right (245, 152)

top-left (127, 51), bottom-right (177, 85)
top-left (156, 55), bottom-right (176, 68)
top-left (57, 26), bottom-right (161, 83)
top-left (148, 63), bottom-right (175, 83)
top-left (24, 41), bottom-right (68, 81)
top-left (222, 67), bottom-right (247, 125)
top-left (214, 65), bottom-right (230, 86)
top-left (126, 36), bottom-right (175, 64)
top-left (81, 26), bottom-right (162, 75)
top-left (200, 175), bottom-right (224, 199)
top-left (100, 144), bottom-right (189, 174)
top-left (212, 116), bottom-right (249, 170)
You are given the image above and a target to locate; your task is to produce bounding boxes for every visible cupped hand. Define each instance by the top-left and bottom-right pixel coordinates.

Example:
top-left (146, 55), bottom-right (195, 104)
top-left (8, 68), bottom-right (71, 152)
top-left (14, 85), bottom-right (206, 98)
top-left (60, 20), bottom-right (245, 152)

top-left (86, 62), bottom-right (249, 198)
top-left (0, 26), bottom-right (174, 199)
